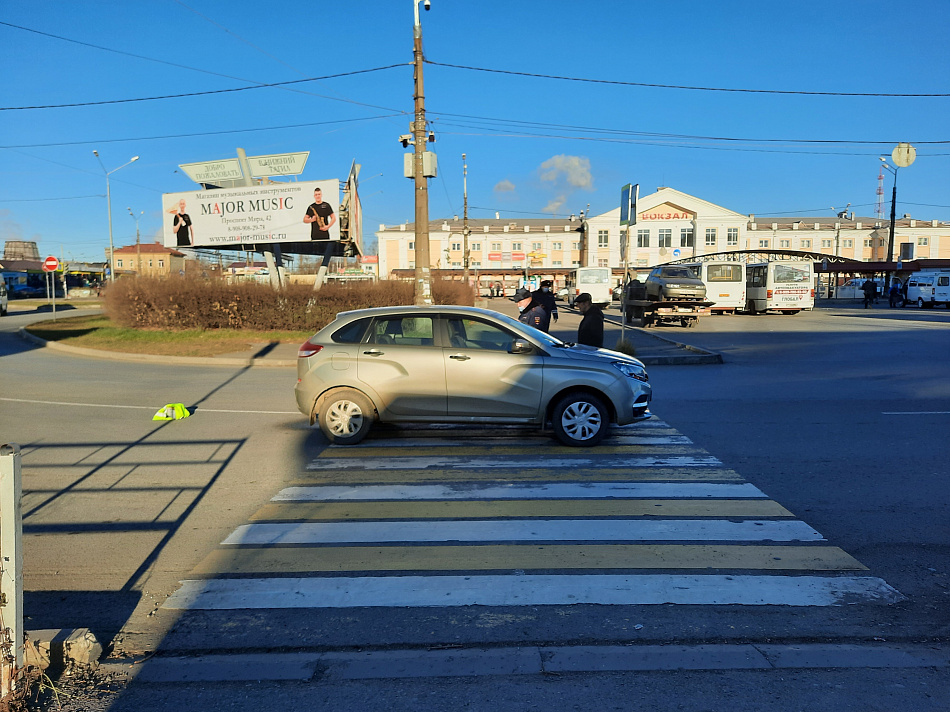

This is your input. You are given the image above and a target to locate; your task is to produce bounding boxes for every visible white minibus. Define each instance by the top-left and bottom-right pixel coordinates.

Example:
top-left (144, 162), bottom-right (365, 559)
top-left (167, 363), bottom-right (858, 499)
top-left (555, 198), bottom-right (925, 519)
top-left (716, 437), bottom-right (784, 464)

top-left (682, 261), bottom-right (746, 314)
top-left (745, 260), bottom-right (814, 314)
top-left (564, 267), bottom-right (612, 307)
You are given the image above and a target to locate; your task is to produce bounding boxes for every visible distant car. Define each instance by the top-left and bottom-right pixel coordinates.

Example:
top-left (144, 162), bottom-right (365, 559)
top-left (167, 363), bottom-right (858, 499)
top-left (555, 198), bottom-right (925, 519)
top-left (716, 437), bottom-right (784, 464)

top-left (295, 305), bottom-right (652, 447)
top-left (644, 267), bottom-right (707, 301)
top-left (8, 284), bottom-right (44, 299)
top-left (834, 278), bottom-right (884, 300)
top-left (0, 281), bottom-right (7, 316)
top-left (612, 285), bottom-right (623, 301)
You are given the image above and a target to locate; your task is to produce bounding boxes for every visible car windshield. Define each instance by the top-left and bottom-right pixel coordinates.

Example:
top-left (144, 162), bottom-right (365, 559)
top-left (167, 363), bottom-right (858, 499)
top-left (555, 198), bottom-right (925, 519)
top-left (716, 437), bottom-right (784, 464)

top-left (490, 310), bottom-right (565, 346)
top-left (662, 268), bottom-right (694, 278)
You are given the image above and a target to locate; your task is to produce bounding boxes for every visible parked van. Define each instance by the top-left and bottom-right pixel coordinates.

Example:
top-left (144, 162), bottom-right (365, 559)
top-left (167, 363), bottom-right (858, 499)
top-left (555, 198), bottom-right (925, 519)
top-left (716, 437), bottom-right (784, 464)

top-left (682, 261), bottom-right (745, 313)
top-left (905, 271), bottom-right (950, 308)
top-left (745, 260), bottom-right (814, 314)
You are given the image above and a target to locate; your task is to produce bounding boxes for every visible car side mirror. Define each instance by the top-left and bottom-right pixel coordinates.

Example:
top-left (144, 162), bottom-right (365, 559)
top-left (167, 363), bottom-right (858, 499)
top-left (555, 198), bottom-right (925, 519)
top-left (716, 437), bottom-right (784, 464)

top-left (509, 339), bottom-right (534, 355)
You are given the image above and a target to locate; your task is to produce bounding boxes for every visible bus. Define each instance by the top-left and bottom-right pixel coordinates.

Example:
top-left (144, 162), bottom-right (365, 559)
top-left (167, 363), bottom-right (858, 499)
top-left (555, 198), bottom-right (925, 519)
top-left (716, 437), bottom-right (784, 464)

top-left (563, 266), bottom-right (612, 307)
top-left (745, 260), bottom-right (814, 314)
top-left (682, 261), bottom-right (746, 314)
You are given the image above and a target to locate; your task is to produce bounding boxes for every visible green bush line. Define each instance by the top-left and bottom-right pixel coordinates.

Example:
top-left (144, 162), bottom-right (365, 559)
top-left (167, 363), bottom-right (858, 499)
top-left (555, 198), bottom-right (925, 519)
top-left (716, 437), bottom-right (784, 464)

top-left (103, 277), bottom-right (474, 332)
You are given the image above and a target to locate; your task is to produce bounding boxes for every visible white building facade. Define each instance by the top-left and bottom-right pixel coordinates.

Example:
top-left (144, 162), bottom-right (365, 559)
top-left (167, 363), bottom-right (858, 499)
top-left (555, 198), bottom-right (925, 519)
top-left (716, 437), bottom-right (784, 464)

top-left (375, 187), bottom-right (950, 282)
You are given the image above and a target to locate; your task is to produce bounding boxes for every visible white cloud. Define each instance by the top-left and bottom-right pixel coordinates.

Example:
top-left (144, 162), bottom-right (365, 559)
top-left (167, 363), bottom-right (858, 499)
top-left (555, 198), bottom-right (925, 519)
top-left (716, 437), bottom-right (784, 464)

top-left (539, 155), bottom-right (593, 190)
top-left (494, 179), bottom-right (515, 193)
top-left (542, 196), bottom-right (567, 214)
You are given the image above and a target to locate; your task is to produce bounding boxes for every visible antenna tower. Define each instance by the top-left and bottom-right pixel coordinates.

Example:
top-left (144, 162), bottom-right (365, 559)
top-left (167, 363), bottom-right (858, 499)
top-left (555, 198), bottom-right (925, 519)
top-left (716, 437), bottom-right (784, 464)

top-left (875, 165), bottom-right (885, 220)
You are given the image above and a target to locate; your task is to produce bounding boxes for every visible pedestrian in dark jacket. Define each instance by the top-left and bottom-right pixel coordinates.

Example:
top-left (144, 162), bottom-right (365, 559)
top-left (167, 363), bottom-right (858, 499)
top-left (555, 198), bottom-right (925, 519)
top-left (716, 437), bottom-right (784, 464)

top-left (531, 280), bottom-right (558, 332)
top-left (575, 292), bottom-right (604, 347)
top-left (515, 287), bottom-right (549, 331)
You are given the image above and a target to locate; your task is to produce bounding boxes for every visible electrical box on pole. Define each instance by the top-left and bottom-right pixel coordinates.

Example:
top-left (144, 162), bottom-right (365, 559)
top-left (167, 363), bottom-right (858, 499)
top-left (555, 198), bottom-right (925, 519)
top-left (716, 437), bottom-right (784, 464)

top-left (404, 152), bottom-right (438, 178)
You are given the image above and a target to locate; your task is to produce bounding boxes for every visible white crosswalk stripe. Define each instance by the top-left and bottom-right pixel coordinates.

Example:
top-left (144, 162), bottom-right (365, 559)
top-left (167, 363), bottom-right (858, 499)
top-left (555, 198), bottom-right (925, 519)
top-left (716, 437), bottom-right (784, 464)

top-left (165, 418), bottom-right (904, 611)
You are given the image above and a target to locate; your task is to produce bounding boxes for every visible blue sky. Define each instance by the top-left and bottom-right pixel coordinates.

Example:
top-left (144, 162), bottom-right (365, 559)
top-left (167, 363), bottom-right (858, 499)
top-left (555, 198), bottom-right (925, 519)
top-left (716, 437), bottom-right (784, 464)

top-left (2, 0), bottom-right (948, 262)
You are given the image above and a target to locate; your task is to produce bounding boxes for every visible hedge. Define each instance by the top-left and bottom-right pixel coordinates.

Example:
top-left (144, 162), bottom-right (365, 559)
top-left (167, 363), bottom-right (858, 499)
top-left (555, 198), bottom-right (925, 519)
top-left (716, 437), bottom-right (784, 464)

top-left (103, 276), bottom-right (475, 331)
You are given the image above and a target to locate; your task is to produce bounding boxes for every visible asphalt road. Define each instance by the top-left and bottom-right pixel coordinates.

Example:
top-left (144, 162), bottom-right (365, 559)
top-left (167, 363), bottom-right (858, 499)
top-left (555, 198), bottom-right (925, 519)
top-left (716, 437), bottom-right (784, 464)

top-left (1, 302), bottom-right (947, 711)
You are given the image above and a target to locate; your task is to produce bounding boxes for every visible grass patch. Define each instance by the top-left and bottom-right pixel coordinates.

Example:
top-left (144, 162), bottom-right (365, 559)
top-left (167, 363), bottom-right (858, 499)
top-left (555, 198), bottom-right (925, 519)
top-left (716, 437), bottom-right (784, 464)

top-left (26, 314), bottom-right (313, 357)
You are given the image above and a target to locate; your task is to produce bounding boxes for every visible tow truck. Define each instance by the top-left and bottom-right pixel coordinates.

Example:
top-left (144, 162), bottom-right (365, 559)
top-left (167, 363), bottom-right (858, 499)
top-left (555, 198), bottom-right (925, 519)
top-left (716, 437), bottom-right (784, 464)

top-left (621, 280), bottom-right (713, 328)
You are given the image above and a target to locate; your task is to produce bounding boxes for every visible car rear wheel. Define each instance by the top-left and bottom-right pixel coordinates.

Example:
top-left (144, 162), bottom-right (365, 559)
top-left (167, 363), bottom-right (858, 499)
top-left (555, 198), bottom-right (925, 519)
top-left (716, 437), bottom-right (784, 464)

top-left (552, 393), bottom-right (608, 447)
top-left (316, 388), bottom-right (375, 445)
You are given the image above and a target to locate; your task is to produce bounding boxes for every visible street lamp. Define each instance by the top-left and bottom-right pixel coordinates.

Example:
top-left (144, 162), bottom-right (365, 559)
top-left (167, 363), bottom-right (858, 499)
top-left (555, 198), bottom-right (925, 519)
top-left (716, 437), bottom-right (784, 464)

top-left (879, 143), bottom-right (915, 295)
top-left (93, 151), bottom-right (139, 282)
top-left (128, 208), bottom-right (143, 275)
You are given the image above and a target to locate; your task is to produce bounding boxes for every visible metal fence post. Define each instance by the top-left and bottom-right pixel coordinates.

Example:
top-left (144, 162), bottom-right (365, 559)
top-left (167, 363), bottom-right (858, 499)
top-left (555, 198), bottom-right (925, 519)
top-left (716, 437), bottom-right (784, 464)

top-left (0, 444), bottom-right (23, 699)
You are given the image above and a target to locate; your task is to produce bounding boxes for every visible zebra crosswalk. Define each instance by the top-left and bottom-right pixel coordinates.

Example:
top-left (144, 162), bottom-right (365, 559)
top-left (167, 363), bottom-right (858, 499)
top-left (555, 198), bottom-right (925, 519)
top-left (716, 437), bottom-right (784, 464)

top-left (163, 418), bottom-right (903, 611)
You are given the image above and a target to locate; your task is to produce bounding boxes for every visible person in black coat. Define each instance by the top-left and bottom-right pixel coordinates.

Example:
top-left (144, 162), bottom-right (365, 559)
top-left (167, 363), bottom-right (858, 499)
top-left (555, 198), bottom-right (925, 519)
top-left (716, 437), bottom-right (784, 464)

top-left (531, 280), bottom-right (558, 333)
top-left (575, 292), bottom-right (604, 348)
top-left (515, 287), bottom-right (549, 331)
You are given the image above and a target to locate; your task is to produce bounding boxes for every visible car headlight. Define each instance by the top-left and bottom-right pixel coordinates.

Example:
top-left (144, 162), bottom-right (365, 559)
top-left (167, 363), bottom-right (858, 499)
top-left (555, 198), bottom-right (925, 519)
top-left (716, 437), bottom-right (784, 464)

top-left (612, 361), bottom-right (649, 382)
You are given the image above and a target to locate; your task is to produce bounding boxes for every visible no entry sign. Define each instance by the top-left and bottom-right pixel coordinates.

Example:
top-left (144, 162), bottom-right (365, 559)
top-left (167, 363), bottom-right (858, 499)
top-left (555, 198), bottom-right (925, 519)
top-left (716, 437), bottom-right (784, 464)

top-left (42, 256), bottom-right (59, 272)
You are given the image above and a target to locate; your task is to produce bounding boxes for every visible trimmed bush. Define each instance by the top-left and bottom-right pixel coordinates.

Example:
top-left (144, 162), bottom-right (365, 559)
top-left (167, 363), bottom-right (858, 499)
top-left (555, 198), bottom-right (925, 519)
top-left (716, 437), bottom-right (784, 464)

top-left (103, 276), bottom-right (474, 332)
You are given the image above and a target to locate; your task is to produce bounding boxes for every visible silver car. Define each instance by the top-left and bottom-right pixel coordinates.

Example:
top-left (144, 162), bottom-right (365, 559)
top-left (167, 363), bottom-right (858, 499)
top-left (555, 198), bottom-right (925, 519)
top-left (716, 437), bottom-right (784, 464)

top-left (295, 305), bottom-right (652, 447)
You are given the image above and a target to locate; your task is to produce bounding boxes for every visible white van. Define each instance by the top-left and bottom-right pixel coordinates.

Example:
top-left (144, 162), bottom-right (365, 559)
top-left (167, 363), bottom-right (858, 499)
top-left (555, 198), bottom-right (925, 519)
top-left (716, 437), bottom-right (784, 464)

top-left (681, 261), bottom-right (745, 313)
top-left (905, 271), bottom-right (950, 308)
top-left (745, 260), bottom-right (815, 314)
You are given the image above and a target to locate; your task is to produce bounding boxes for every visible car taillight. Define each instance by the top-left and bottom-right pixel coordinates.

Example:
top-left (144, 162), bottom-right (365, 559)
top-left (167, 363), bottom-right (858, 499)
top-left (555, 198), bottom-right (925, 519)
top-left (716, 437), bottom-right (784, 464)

top-left (766, 289), bottom-right (773, 299)
top-left (298, 339), bottom-right (323, 358)
top-left (810, 289), bottom-right (815, 297)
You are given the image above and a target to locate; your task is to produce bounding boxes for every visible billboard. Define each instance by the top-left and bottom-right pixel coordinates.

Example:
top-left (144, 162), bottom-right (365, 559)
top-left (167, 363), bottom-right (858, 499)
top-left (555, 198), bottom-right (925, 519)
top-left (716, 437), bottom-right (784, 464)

top-left (162, 179), bottom-right (339, 248)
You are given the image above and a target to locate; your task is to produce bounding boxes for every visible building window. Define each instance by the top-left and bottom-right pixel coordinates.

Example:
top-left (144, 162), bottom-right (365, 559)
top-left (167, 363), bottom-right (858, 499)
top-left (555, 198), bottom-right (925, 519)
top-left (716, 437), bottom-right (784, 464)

top-left (779, 240), bottom-right (790, 248)
top-left (552, 241), bottom-right (562, 250)
top-left (491, 242), bottom-right (501, 251)
top-left (637, 229), bottom-right (650, 248)
top-left (680, 227), bottom-right (694, 247)
top-left (450, 242), bottom-right (461, 251)
top-left (409, 242), bottom-right (415, 250)
top-left (864, 239), bottom-right (873, 247)
top-left (553, 260), bottom-right (562, 267)
top-left (843, 239), bottom-right (852, 248)
top-left (800, 239), bottom-right (811, 248)
top-left (727, 228), bottom-right (738, 245)
top-left (598, 230), bottom-right (609, 248)
top-left (597, 258), bottom-right (609, 267)
top-left (705, 228), bottom-right (717, 246)
top-left (572, 260), bottom-right (580, 266)
top-left (117, 259), bottom-right (123, 267)
top-left (918, 237), bottom-right (929, 245)
top-left (451, 262), bottom-right (461, 267)
top-left (572, 242), bottom-right (580, 250)
top-left (158, 260), bottom-right (164, 268)
top-left (758, 239), bottom-right (769, 248)
top-left (471, 261), bottom-right (481, 268)
top-left (821, 239), bottom-right (832, 248)
top-left (512, 242), bottom-right (522, 251)
top-left (532, 242), bottom-right (542, 251)
top-left (471, 242), bottom-right (481, 251)
top-left (658, 229), bottom-right (672, 247)
top-left (148, 259), bottom-right (153, 267)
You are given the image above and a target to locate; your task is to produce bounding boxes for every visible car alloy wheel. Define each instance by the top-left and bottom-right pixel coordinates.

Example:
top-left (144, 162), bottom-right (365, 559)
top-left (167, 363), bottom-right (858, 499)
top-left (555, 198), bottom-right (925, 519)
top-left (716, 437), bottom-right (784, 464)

top-left (553, 393), bottom-right (608, 447)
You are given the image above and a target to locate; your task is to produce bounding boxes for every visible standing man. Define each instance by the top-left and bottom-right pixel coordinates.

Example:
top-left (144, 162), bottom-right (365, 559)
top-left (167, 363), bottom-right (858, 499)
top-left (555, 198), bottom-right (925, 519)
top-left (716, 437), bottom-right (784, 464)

top-left (532, 279), bottom-right (559, 333)
top-left (862, 278), bottom-right (876, 309)
top-left (303, 187), bottom-right (337, 241)
top-left (575, 292), bottom-right (604, 348)
top-left (171, 199), bottom-right (193, 247)
top-left (515, 287), bottom-right (548, 331)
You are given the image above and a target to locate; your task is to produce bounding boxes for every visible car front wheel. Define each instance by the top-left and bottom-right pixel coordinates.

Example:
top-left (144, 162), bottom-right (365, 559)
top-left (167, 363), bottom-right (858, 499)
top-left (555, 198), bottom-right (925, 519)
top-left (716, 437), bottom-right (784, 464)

top-left (552, 393), bottom-right (608, 447)
top-left (315, 388), bottom-right (375, 445)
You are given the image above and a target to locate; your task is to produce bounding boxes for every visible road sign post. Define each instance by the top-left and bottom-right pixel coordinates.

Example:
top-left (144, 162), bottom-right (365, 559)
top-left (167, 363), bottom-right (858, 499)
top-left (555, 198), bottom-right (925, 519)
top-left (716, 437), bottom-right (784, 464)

top-left (619, 184), bottom-right (639, 343)
top-left (42, 256), bottom-right (59, 320)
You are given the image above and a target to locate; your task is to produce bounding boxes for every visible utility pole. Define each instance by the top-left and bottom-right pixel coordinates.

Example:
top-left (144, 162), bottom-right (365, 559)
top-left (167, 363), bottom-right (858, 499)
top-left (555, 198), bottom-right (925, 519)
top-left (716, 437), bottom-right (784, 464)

top-left (412, 0), bottom-right (433, 305)
top-left (462, 153), bottom-right (470, 287)
top-left (128, 208), bottom-right (143, 276)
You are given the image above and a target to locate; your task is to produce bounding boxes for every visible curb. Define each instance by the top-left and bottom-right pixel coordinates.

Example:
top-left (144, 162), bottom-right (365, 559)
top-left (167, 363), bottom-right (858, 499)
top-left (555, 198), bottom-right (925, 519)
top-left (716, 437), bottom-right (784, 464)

top-left (17, 328), bottom-right (297, 368)
top-left (603, 315), bottom-right (723, 365)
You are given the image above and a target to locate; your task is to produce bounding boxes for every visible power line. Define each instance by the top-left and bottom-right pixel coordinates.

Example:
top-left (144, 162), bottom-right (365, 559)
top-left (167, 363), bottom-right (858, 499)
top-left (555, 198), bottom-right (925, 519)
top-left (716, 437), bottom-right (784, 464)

top-left (0, 114), bottom-right (405, 149)
top-left (0, 194), bottom-right (104, 202)
top-left (426, 60), bottom-right (950, 98)
top-left (0, 65), bottom-right (407, 111)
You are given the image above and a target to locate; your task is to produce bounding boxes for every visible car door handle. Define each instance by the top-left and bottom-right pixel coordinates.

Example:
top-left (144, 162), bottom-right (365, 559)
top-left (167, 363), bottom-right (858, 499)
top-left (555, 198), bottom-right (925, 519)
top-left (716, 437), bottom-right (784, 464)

top-left (449, 353), bottom-right (471, 361)
top-left (363, 349), bottom-right (385, 356)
